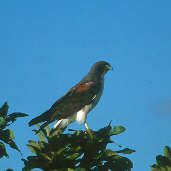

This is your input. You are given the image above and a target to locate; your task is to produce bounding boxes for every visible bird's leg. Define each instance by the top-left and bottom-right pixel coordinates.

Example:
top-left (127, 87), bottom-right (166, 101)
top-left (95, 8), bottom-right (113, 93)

top-left (84, 121), bottom-right (89, 130)
top-left (84, 121), bottom-right (93, 138)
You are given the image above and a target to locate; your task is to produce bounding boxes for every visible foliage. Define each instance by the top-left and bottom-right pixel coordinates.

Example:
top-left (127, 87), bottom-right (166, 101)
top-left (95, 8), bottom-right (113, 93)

top-left (23, 124), bottom-right (135, 171)
top-left (151, 146), bottom-right (171, 171)
top-left (0, 102), bottom-right (28, 159)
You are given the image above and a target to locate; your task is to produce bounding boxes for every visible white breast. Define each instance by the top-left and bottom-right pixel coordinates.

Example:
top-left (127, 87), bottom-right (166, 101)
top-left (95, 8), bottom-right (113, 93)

top-left (76, 104), bottom-right (92, 124)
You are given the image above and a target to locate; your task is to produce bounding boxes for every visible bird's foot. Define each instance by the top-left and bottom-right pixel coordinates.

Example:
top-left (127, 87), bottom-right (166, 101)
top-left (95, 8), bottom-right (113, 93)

top-left (86, 128), bottom-right (94, 139)
top-left (84, 121), bottom-right (94, 139)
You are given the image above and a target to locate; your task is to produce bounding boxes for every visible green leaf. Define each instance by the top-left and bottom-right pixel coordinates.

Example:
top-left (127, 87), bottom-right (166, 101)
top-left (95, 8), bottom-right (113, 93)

top-left (68, 169), bottom-right (86, 171)
top-left (0, 102), bottom-right (9, 118)
top-left (7, 129), bottom-right (15, 140)
top-left (151, 164), bottom-right (160, 171)
top-left (27, 141), bottom-right (45, 155)
top-left (35, 124), bottom-right (48, 139)
top-left (45, 125), bottom-right (50, 136)
top-left (6, 112), bottom-right (28, 123)
top-left (56, 146), bottom-right (67, 155)
top-left (0, 129), bottom-right (15, 141)
top-left (104, 149), bottom-right (118, 157)
top-left (75, 169), bottom-right (86, 171)
top-left (116, 148), bottom-right (136, 154)
top-left (37, 132), bottom-right (47, 143)
top-left (164, 146), bottom-right (171, 160)
top-left (38, 141), bottom-right (45, 149)
top-left (109, 126), bottom-right (126, 135)
top-left (70, 153), bottom-right (81, 160)
top-left (22, 156), bottom-right (48, 169)
top-left (27, 145), bottom-right (37, 155)
top-left (156, 155), bottom-right (170, 166)
top-left (0, 142), bottom-right (9, 158)
top-left (39, 153), bottom-right (51, 161)
top-left (112, 155), bottom-right (133, 169)
top-left (22, 166), bottom-right (32, 171)
top-left (8, 140), bottom-right (21, 154)
top-left (0, 130), bottom-right (21, 154)
top-left (0, 116), bottom-right (7, 129)
top-left (28, 140), bottom-right (41, 150)
top-left (96, 125), bottom-right (112, 137)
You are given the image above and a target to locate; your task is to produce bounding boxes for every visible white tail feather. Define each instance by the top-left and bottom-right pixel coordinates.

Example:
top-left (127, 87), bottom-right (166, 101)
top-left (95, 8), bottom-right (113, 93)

top-left (53, 119), bottom-right (73, 129)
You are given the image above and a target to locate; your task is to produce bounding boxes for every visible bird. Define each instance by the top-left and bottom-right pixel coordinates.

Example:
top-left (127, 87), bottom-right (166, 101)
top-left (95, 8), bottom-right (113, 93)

top-left (28, 61), bottom-right (113, 134)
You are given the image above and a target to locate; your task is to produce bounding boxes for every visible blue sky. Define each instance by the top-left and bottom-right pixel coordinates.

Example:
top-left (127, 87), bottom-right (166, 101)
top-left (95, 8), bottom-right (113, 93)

top-left (0, 1), bottom-right (171, 171)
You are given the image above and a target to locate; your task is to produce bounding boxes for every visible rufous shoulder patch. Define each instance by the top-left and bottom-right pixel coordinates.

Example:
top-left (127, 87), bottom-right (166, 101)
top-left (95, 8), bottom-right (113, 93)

top-left (74, 82), bottom-right (93, 92)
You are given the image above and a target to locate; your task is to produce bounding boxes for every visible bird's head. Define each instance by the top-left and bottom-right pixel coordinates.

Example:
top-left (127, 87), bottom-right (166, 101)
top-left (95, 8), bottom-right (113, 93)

top-left (90, 61), bottom-right (113, 78)
top-left (80, 61), bottom-right (113, 83)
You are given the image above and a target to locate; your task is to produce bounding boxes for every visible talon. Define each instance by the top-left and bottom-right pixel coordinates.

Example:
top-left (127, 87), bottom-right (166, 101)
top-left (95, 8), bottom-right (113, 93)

top-left (84, 122), bottom-right (93, 138)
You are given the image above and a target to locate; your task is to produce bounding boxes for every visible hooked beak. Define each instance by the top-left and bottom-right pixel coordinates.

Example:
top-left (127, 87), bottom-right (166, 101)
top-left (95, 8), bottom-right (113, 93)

top-left (106, 65), bottom-right (113, 71)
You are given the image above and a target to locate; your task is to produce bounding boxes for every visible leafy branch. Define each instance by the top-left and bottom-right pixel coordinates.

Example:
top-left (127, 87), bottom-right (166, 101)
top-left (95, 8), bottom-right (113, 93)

top-left (151, 146), bottom-right (171, 171)
top-left (23, 124), bottom-right (135, 171)
top-left (0, 102), bottom-right (28, 159)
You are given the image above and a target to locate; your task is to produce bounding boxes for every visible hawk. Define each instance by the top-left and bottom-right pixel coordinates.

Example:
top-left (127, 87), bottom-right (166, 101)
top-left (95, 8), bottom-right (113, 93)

top-left (29, 61), bottom-right (113, 133)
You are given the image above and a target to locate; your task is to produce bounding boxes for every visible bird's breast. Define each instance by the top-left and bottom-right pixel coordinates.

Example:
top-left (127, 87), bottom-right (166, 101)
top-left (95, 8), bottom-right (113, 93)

top-left (76, 104), bottom-right (92, 124)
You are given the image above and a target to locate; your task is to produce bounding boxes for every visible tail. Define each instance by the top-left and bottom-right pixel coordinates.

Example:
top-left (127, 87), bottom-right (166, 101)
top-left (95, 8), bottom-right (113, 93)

top-left (28, 110), bottom-right (51, 126)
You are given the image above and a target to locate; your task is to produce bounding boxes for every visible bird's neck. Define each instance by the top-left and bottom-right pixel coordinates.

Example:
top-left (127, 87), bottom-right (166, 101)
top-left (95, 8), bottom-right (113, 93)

top-left (80, 72), bottom-right (104, 83)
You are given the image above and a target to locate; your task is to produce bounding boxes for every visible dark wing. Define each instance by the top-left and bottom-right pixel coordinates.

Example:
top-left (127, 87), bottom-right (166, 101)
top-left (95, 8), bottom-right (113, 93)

top-left (48, 81), bottom-right (101, 120)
